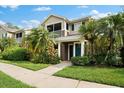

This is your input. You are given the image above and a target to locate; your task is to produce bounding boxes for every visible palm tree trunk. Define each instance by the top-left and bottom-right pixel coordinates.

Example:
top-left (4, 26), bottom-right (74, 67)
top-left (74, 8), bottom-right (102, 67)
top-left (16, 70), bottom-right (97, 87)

top-left (104, 31), bottom-right (113, 62)
top-left (91, 42), bottom-right (94, 55)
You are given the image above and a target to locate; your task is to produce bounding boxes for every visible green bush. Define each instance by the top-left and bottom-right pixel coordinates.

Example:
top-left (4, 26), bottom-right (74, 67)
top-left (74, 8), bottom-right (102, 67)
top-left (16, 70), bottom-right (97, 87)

top-left (31, 52), bottom-right (60, 64)
top-left (2, 47), bottom-right (30, 61)
top-left (93, 54), bottom-right (106, 65)
top-left (71, 56), bottom-right (89, 66)
top-left (120, 47), bottom-right (124, 66)
top-left (105, 55), bottom-right (117, 66)
top-left (105, 53), bottom-right (121, 66)
top-left (0, 38), bottom-right (17, 52)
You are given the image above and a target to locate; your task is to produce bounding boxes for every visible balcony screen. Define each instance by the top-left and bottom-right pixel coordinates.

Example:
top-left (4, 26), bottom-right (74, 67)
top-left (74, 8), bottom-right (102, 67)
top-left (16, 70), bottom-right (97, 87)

top-left (47, 25), bottom-right (53, 32)
top-left (16, 33), bottom-right (22, 38)
top-left (54, 23), bottom-right (61, 31)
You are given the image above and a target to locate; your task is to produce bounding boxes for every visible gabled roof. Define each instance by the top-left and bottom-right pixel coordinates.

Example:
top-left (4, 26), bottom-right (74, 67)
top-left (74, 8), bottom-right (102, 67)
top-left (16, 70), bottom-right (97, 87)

top-left (41, 14), bottom-right (91, 25)
top-left (0, 24), bottom-right (23, 33)
top-left (41, 14), bottom-right (70, 25)
top-left (70, 16), bottom-right (91, 23)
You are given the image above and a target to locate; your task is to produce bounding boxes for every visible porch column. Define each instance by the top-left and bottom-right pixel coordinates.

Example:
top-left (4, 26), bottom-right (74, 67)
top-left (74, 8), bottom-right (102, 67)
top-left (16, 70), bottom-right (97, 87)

top-left (58, 42), bottom-right (61, 57)
top-left (64, 21), bottom-right (66, 30)
top-left (81, 41), bottom-right (84, 56)
top-left (73, 42), bottom-right (75, 57)
top-left (63, 21), bottom-right (67, 36)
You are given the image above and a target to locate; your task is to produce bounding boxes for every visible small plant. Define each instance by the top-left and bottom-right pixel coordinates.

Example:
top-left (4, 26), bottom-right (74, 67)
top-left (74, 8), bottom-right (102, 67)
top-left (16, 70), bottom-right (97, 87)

top-left (71, 56), bottom-right (89, 66)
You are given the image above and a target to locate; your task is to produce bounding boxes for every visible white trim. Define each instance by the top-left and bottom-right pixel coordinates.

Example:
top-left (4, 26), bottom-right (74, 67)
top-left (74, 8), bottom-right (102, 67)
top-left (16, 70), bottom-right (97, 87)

top-left (74, 42), bottom-right (82, 57)
top-left (68, 44), bottom-right (69, 60)
top-left (73, 42), bottom-right (75, 57)
top-left (81, 41), bottom-right (84, 56)
top-left (45, 21), bottom-right (63, 26)
top-left (58, 42), bottom-right (61, 57)
top-left (63, 21), bottom-right (66, 31)
top-left (55, 35), bottom-right (81, 42)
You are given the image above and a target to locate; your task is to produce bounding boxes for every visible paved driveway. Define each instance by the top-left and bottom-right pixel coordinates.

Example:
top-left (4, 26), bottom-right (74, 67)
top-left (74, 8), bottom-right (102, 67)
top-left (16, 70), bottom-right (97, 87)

top-left (0, 62), bottom-right (119, 88)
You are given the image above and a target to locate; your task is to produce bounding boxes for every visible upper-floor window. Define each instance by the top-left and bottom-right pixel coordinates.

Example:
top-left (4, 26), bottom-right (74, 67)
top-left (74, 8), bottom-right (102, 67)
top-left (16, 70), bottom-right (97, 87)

top-left (47, 25), bottom-right (53, 32)
top-left (66, 23), bottom-right (69, 30)
top-left (47, 22), bottom-right (62, 32)
top-left (72, 24), bottom-right (74, 31)
top-left (16, 32), bottom-right (22, 38)
top-left (2, 33), bottom-right (7, 38)
top-left (54, 23), bottom-right (61, 31)
top-left (82, 21), bottom-right (85, 25)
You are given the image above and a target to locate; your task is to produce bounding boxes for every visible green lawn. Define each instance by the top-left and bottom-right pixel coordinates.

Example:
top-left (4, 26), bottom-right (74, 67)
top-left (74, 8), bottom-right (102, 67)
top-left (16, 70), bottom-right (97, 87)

top-left (0, 60), bottom-right (50, 71)
top-left (54, 66), bottom-right (124, 87)
top-left (0, 71), bottom-right (32, 88)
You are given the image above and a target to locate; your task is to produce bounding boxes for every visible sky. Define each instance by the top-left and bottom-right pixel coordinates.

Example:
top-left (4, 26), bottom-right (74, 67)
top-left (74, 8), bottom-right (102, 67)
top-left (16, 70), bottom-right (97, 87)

top-left (0, 5), bottom-right (123, 29)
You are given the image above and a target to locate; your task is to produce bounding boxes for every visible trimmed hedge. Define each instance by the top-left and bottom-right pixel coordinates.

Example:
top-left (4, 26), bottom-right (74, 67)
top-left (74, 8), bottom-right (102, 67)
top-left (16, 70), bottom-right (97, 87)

top-left (31, 52), bottom-right (60, 64)
top-left (2, 47), bottom-right (30, 61)
top-left (71, 56), bottom-right (89, 66)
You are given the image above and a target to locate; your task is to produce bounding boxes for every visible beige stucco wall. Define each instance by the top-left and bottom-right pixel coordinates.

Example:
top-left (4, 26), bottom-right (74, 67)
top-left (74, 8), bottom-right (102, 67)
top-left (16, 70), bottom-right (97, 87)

top-left (25, 30), bottom-right (31, 36)
top-left (74, 22), bottom-right (82, 31)
top-left (43, 16), bottom-right (66, 31)
top-left (7, 32), bottom-right (15, 38)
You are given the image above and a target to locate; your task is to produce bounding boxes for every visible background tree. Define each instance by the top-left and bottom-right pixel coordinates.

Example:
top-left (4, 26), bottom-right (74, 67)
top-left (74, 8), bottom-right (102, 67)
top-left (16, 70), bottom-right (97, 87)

top-left (0, 38), bottom-right (17, 52)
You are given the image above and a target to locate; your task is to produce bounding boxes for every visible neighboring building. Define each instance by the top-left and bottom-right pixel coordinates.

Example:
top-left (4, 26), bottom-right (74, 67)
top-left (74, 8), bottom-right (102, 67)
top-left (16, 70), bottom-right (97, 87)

top-left (0, 24), bottom-right (24, 44)
top-left (42, 15), bottom-right (90, 61)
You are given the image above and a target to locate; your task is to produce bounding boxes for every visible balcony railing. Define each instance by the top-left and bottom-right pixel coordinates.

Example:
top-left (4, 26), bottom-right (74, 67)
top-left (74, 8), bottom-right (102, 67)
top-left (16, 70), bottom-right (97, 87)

top-left (67, 31), bottom-right (80, 36)
top-left (49, 30), bottom-right (66, 38)
top-left (49, 30), bottom-right (80, 38)
top-left (16, 37), bottom-right (22, 43)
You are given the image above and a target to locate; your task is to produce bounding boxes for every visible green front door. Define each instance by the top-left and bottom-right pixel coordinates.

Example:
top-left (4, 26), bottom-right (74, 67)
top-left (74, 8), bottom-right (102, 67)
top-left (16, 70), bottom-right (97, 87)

top-left (75, 44), bottom-right (81, 56)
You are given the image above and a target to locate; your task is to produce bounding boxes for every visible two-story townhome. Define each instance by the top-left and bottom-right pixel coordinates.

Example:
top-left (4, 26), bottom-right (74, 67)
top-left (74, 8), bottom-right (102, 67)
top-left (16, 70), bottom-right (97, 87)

top-left (0, 24), bottom-right (24, 43)
top-left (42, 15), bottom-right (90, 61)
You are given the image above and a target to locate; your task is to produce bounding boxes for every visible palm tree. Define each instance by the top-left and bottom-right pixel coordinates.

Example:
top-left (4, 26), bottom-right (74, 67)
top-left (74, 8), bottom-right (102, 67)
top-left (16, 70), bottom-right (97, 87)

top-left (0, 39), bottom-right (4, 52)
top-left (98, 13), bottom-right (124, 61)
top-left (23, 26), bottom-right (55, 55)
top-left (0, 38), bottom-right (17, 52)
top-left (79, 19), bottom-right (99, 56)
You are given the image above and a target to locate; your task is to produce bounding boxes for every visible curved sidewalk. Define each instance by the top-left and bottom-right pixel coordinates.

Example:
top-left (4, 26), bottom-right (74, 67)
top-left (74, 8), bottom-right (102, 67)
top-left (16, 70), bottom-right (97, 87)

top-left (0, 62), bottom-right (119, 88)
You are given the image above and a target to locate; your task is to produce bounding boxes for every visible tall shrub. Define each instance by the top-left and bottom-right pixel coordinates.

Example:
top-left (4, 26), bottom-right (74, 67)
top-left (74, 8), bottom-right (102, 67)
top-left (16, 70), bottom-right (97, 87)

top-left (23, 26), bottom-right (60, 64)
top-left (2, 47), bottom-right (30, 61)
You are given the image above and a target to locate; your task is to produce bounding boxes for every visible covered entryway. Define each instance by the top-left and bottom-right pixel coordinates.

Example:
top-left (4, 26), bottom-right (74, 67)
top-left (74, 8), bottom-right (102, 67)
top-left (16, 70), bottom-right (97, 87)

top-left (56, 35), bottom-right (85, 61)
top-left (57, 41), bottom-right (85, 61)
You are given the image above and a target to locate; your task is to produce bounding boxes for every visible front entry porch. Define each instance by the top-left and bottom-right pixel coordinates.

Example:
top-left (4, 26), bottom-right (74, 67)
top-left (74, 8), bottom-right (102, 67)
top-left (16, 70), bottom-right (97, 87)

top-left (57, 41), bottom-right (85, 61)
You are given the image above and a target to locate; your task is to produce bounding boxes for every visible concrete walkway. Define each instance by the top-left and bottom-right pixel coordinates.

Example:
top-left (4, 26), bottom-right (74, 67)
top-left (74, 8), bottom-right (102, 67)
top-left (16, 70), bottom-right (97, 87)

top-left (0, 62), bottom-right (118, 88)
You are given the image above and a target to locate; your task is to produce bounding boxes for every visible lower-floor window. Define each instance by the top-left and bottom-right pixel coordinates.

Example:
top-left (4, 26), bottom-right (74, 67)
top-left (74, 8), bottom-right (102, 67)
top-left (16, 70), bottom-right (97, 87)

top-left (75, 43), bottom-right (81, 56)
top-left (16, 32), bottom-right (22, 38)
top-left (2, 33), bottom-right (7, 38)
